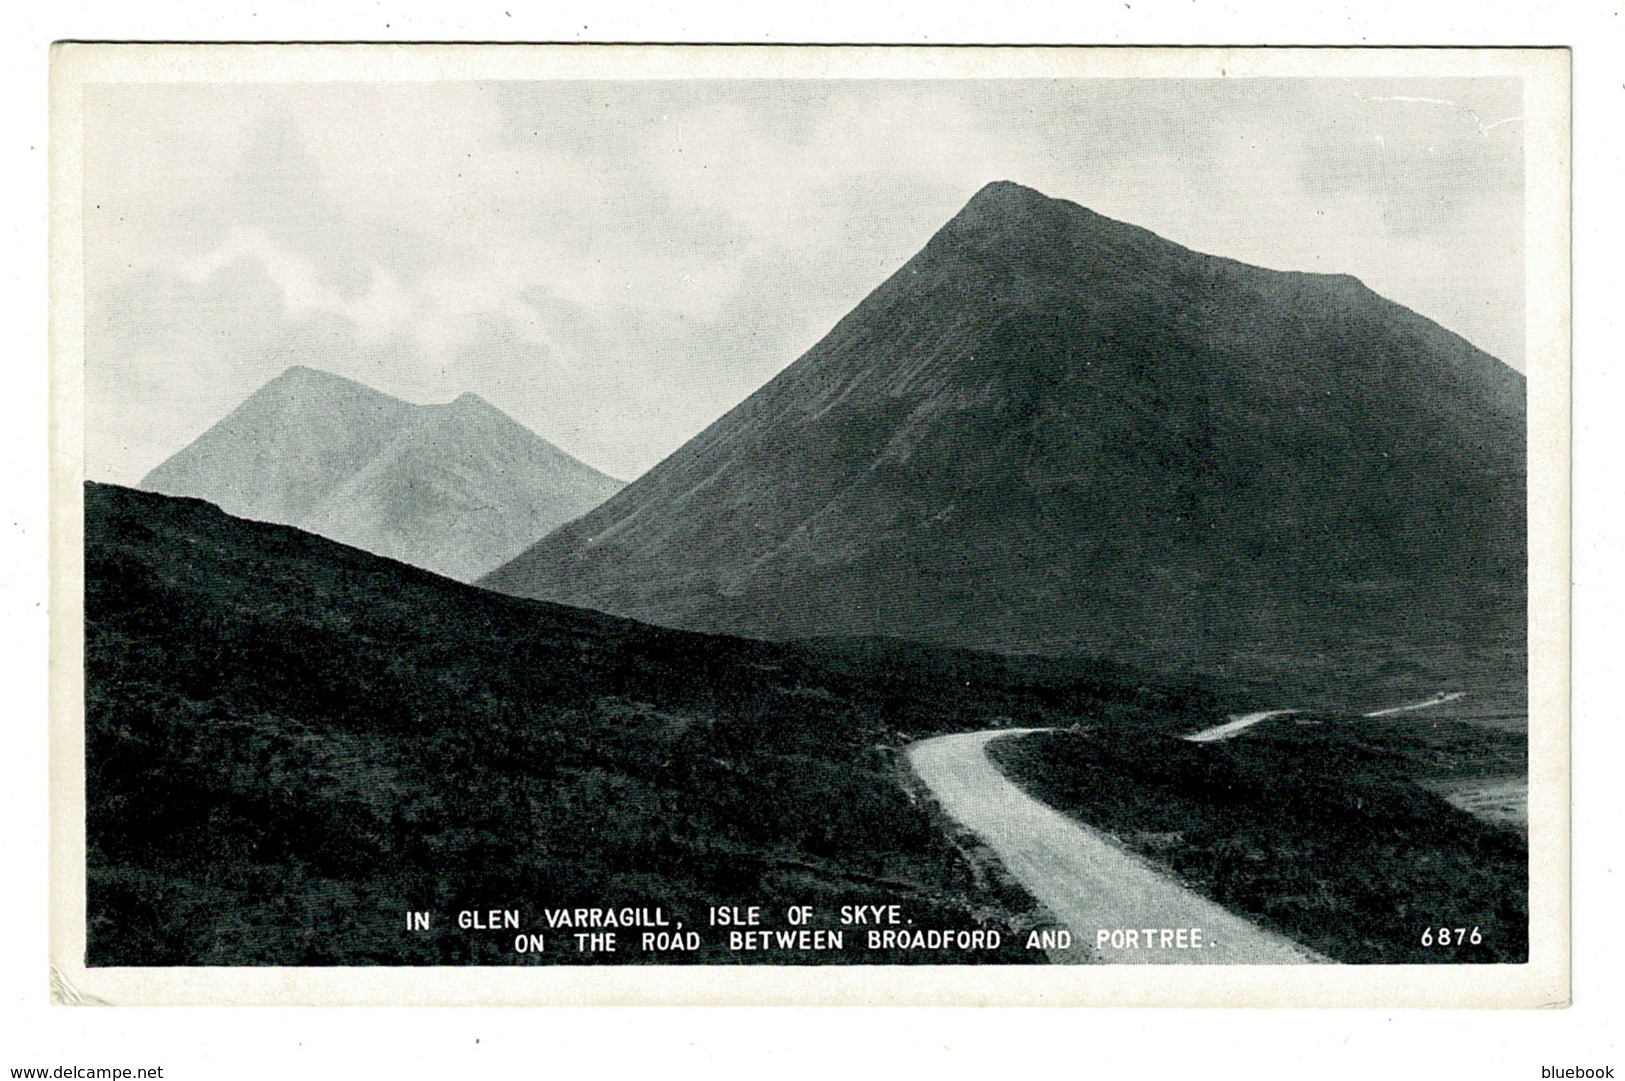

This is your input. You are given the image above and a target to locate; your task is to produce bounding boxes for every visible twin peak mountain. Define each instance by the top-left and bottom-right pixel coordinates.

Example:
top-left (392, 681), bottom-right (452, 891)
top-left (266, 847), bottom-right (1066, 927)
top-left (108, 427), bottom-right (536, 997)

top-left (150, 182), bottom-right (1527, 682)
top-left (141, 365), bottom-right (624, 582)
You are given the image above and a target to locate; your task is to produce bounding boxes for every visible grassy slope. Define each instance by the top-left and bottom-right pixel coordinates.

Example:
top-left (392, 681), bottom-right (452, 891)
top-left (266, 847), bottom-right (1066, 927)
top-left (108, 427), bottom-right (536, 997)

top-left (986, 720), bottom-right (1527, 964)
top-left (85, 482), bottom-right (1209, 966)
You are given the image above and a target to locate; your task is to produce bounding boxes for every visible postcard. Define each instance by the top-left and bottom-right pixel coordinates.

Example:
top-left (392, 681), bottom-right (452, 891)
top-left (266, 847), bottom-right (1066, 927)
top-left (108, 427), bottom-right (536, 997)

top-left (48, 43), bottom-right (1569, 1006)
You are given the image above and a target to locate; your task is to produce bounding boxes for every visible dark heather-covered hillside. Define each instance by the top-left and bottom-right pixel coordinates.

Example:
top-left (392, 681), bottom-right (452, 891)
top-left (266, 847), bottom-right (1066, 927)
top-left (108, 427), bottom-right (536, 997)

top-left (987, 721), bottom-right (1527, 964)
top-left (85, 481), bottom-right (1215, 966)
top-left (142, 365), bottom-right (623, 582)
top-left (482, 181), bottom-right (1525, 709)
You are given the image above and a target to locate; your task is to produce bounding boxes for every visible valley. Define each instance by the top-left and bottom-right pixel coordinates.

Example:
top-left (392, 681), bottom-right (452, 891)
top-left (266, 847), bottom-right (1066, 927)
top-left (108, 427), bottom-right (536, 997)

top-left (82, 182), bottom-right (1530, 970)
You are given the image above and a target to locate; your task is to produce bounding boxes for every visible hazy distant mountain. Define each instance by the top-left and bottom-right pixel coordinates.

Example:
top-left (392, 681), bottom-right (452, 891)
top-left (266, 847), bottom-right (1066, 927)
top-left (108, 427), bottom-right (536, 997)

top-left (482, 181), bottom-right (1526, 698)
top-left (142, 366), bottom-right (623, 581)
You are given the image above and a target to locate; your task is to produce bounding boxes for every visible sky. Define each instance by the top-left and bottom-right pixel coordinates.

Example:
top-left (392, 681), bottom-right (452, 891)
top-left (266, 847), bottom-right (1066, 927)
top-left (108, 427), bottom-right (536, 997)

top-left (81, 77), bottom-right (1525, 484)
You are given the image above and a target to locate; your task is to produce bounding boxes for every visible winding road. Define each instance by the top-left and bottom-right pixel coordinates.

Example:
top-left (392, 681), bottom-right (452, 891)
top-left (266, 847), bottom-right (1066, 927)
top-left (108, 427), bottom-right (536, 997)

top-left (1364, 691), bottom-right (1467, 717)
top-left (1183, 709), bottom-right (1298, 743)
top-left (907, 729), bottom-right (1326, 965)
top-left (1185, 691), bottom-right (1468, 742)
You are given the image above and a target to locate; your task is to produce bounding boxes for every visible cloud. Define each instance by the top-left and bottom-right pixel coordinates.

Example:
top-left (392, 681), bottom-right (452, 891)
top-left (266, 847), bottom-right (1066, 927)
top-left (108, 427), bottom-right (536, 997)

top-left (178, 227), bottom-right (417, 346)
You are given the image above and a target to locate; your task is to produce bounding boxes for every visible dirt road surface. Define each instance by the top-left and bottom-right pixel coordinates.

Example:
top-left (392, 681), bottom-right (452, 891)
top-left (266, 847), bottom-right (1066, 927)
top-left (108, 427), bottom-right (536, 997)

top-left (1364, 691), bottom-right (1467, 717)
top-left (1183, 709), bottom-right (1298, 743)
top-left (907, 729), bottom-right (1326, 965)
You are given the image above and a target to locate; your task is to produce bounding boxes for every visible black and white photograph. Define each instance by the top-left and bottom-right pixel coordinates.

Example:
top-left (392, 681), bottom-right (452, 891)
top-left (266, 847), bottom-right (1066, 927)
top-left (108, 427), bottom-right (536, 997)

top-left (47, 44), bottom-right (1568, 1008)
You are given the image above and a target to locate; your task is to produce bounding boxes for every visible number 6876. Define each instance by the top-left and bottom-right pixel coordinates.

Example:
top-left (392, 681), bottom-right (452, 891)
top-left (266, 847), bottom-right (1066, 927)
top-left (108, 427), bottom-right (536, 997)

top-left (1421, 926), bottom-right (1482, 946)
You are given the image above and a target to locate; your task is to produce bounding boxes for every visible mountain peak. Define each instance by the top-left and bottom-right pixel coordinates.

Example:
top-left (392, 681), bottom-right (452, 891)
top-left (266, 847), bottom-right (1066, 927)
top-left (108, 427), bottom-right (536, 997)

top-left (438, 391), bottom-right (520, 431)
top-left (966, 179), bottom-right (1052, 208)
top-left (920, 180), bottom-right (1175, 277)
top-left (141, 369), bottom-right (625, 582)
top-left (950, 179), bottom-right (1078, 230)
top-left (484, 185), bottom-right (1525, 696)
top-left (275, 364), bottom-right (350, 386)
top-left (263, 364), bottom-right (394, 403)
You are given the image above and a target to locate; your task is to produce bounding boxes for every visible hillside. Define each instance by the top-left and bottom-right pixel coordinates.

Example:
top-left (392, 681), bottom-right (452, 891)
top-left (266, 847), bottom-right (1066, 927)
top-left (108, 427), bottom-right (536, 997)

top-left (483, 181), bottom-right (1526, 708)
top-left (84, 481), bottom-right (1200, 966)
top-left (141, 366), bottom-right (623, 581)
top-left (986, 719), bottom-right (1527, 964)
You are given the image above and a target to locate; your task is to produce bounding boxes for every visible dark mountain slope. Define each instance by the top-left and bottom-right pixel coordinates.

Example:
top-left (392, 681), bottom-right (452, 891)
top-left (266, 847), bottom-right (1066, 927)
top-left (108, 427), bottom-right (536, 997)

top-left (85, 481), bottom-right (1194, 966)
top-left (483, 182), bottom-right (1525, 703)
top-left (142, 366), bottom-right (623, 581)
